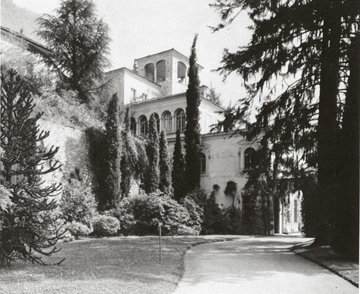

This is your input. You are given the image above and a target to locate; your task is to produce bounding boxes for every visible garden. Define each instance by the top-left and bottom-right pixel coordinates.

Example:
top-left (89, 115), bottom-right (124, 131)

top-left (0, 235), bottom-right (235, 294)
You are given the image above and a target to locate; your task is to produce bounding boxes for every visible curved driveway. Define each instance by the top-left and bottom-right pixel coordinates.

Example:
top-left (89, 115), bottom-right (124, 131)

top-left (173, 236), bottom-right (358, 294)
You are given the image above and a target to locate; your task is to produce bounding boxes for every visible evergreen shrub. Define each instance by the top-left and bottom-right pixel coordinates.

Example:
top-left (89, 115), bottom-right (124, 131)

top-left (92, 215), bottom-right (120, 237)
top-left (183, 196), bottom-right (203, 233)
top-left (223, 205), bottom-right (242, 234)
top-left (201, 192), bottom-right (228, 235)
top-left (108, 198), bottom-right (135, 236)
top-left (186, 188), bottom-right (207, 207)
top-left (111, 192), bottom-right (202, 236)
top-left (60, 177), bottom-right (97, 228)
top-left (66, 221), bottom-right (92, 239)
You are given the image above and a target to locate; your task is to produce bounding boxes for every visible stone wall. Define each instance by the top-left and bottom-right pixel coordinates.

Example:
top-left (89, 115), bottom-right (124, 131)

top-left (38, 119), bottom-right (89, 187)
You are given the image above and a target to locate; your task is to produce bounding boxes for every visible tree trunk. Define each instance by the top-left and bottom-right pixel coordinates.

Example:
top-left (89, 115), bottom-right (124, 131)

top-left (332, 34), bottom-right (359, 259)
top-left (315, 2), bottom-right (342, 246)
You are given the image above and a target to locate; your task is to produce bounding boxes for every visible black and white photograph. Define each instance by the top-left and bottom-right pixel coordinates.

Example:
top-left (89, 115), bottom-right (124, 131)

top-left (0, 0), bottom-right (359, 293)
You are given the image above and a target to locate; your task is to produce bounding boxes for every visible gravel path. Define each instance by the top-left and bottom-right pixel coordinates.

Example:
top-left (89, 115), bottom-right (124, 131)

top-left (173, 235), bottom-right (358, 294)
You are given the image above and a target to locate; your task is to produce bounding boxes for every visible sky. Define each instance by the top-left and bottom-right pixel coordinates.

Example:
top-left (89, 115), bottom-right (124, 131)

top-left (12, 0), bottom-right (252, 106)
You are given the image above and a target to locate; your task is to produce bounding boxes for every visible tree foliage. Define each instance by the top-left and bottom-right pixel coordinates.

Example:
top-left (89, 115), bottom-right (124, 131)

top-left (121, 107), bottom-right (133, 197)
top-left (159, 130), bottom-right (173, 196)
top-left (37, 0), bottom-right (111, 103)
top-left (224, 180), bottom-right (237, 205)
top-left (0, 69), bottom-right (65, 266)
top-left (185, 34), bottom-right (202, 193)
top-left (145, 114), bottom-right (160, 193)
top-left (211, 0), bottom-right (359, 257)
top-left (104, 93), bottom-right (122, 209)
top-left (85, 126), bottom-right (107, 205)
top-left (121, 107), bottom-right (149, 197)
top-left (60, 175), bottom-right (97, 228)
top-left (172, 130), bottom-right (186, 202)
top-left (206, 86), bottom-right (223, 107)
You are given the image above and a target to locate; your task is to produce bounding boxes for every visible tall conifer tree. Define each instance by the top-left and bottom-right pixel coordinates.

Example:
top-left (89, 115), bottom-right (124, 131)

top-left (185, 34), bottom-right (202, 193)
top-left (172, 130), bottom-right (186, 202)
top-left (0, 70), bottom-right (65, 266)
top-left (145, 114), bottom-right (160, 193)
top-left (211, 0), bottom-right (359, 257)
top-left (37, 0), bottom-right (111, 103)
top-left (159, 130), bottom-right (172, 196)
top-left (104, 94), bottom-right (122, 208)
top-left (121, 107), bottom-right (132, 197)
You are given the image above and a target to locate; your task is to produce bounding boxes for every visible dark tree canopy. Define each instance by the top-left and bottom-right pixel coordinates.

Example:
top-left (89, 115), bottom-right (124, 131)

top-left (37, 0), bottom-right (111, 103)
top-left (206, 86), bottom-right (223, 107)
top-left (121, 107), bottom-right (133, 197)
top-left (145, 114), bottom-right (160, 193)
top-left (184, 34), bottom-right (202, 193)
top-left (0, 69), bottom-right (65, 266)
top-left (120, 107), bottom-right (148, 197)
top-left (172, 130), bottom-right (186, 202)
top-left (212, 0), bottom-right (359, 257)
top-left (159, 130), bottom-right (173, 196)
top-left (104, 93), bottom-right (122, 208)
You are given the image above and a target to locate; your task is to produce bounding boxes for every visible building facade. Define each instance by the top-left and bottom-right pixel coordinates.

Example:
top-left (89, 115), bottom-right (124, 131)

top-left (106, 48), bottom-right (260, 211)
top-left (1, 26), bottom-right (302, 234)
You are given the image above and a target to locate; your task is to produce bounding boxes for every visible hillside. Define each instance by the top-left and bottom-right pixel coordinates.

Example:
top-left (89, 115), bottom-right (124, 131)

top-left (1, 0), bottom-right (43, 43)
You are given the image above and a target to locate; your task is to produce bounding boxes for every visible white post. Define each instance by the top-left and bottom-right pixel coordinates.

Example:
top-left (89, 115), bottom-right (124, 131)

top-left (158, 222), bottom-right (162, 262)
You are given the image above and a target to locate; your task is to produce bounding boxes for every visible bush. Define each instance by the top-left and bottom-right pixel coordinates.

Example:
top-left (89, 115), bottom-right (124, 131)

top-left (223, 205), bottom-right (242, 234)
top-left (183, 196), bottom-right (203, 234)
top-left (92, 215), bottom-right (120, 237)
top-left (201, 191), bottom-right (228, 235)
top-left (186, 188), bottom-right (207, 207)
top-left (111, 192), bottom-right (202, 236)
top-left (67, 221), bottom-right (92, 239)
top-left (108, 198), bottom-right (136, 236)
top-left (60, 177), bottom-right (97, 228)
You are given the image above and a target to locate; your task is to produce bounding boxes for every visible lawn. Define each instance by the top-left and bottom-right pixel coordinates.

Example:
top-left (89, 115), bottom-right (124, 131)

top-left (0, 236), bottom-right (229, 294)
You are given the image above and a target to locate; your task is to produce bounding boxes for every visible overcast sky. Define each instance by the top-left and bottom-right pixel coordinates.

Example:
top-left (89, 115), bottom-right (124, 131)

top-left (12, 0), bottom-right (252, 105)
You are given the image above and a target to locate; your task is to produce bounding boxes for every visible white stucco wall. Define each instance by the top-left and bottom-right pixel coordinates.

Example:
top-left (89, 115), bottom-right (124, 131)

top-left (129, 93), bottom-right (223, 138)
top-left (165, 132), bottom-right (259, 210)
top-left (105, 68), bottom-right (161, 105)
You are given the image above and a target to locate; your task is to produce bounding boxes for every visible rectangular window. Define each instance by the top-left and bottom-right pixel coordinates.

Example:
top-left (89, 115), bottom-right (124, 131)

top-left (200, 153), bottom-right (206, 173)
top-left (142, 93), bottom-right (147, 100)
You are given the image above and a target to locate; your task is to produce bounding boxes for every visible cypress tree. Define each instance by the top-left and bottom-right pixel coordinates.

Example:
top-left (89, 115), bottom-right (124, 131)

top-left (184, 34), bottom-right (202, 193)
top-left (172, 130), bottom-right (186, 202)
top-left (121, 107), bottom-right (132, 197)
top-left (0, 69), bottom-right (65, 266)
top-left (145, 114), bottom-right (160, 193)
top-left (159, 130), bottom-right (172, 196)
top-left (104, 93), bottom-right (122, 208)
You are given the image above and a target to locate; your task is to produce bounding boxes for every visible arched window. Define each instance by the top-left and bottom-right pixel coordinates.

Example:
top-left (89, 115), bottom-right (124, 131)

top-left (145, 63), bottom-right (154, 82)
top-left (175, 108), bottom-right (186, 132)
top-left (139, 115), bottom-right (147, 136)
top-left (156, 60), bottom-right (166, 82)
top-left (150, 113), bottom-right (160, 133)
top-left (244, 148), bottom-right (256, 170)
top-left (162, 111), bottom-right (172, 134)
top-left (177, 61), bottom-right (186, 84)
top-left (200, 153), bottom-right (206, 173)
top-left (130, 117), bottom-right (137, 135)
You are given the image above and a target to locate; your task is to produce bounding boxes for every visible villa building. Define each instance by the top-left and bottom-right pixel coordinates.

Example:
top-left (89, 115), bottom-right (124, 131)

top-left (105, 48), bottom-right (260, 210)
top-left (1, 25), bottom-right (302, 234)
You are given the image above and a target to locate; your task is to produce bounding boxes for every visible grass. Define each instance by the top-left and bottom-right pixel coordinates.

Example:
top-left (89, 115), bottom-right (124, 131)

top-left (0, 236), bottom-right (229, 294)
top-left (293, 241), bottom-right (359, 287)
